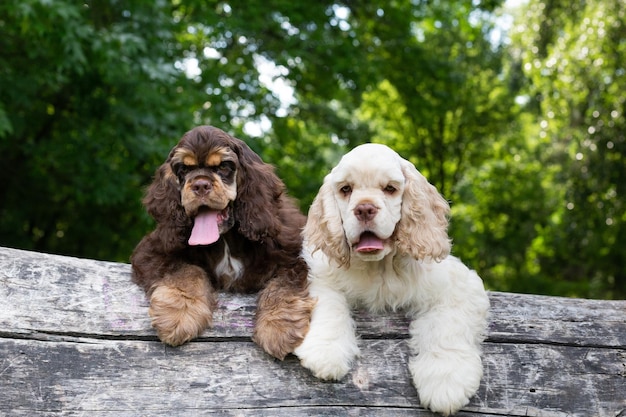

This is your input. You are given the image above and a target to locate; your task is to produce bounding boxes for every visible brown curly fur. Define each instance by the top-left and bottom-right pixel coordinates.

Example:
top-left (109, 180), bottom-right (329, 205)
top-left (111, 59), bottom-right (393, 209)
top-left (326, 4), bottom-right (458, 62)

top-left (130, 126), bottom-right (314, 359)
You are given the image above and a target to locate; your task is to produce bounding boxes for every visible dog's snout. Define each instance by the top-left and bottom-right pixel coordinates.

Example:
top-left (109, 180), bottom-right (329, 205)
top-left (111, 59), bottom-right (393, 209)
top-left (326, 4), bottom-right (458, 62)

top-left (354, 203), bottom-right (378, 222)
top-left (191, 178), bottom-right (212, 196)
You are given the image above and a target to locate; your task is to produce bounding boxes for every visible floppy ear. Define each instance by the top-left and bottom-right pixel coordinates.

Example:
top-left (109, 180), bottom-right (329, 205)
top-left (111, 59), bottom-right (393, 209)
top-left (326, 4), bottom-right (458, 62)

top-left (396, 159), bottom-right (451, 261)
top-left (141, 162), bottom-right (191, 252)
top-left (231, 138), bottom-right (284, 241)
top-left (303, 175), bottom-right (351, 267)
top-left (143, 163), bottom-right (188, 227)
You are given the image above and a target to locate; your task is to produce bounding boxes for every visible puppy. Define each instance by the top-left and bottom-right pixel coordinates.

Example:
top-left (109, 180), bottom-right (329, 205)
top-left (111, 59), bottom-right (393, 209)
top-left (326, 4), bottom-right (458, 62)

top-left (294, 143), bottom-right (490, 415)
top-left (131, 125), bottom-right (314, 359)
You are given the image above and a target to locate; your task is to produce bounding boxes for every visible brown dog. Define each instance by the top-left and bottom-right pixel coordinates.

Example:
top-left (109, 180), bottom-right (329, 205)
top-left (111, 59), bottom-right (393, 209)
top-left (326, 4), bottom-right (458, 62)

top-left (131, 125), bottom-right (314, 359)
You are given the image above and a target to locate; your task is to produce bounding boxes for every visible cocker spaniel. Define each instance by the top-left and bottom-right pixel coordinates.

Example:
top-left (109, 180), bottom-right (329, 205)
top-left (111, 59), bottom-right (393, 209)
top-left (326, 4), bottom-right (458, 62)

top-left (131, 125), bottom-right (314, 359)
top-left (294, 143), bottom-right (490, 415)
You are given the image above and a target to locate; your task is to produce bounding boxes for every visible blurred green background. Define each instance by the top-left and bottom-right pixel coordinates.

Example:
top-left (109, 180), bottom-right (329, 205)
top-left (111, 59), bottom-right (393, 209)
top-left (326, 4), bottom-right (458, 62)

top-left (1, 0), bottom-right (624, 299)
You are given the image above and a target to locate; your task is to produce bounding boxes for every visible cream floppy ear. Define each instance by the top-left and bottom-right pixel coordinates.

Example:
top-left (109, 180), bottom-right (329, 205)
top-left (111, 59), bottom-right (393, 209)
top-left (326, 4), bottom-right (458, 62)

top-left (396, 159), bottom-right (451, 261)
top-left (303, 175), bottom-right (351, 267)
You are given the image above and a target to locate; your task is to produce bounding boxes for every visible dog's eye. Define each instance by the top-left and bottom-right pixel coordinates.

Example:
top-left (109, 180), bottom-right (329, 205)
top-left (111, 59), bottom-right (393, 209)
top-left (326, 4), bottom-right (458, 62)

top-left (384, 185), bottom-right (397, 194)
top-left (340, 185), bottom-right (352, 196)
top-left (215, 161), bottom-right (235, 178)
top-left (174, 163), bottom-right (195, 179)
top-left (218, 161), bottom-right (234, 171)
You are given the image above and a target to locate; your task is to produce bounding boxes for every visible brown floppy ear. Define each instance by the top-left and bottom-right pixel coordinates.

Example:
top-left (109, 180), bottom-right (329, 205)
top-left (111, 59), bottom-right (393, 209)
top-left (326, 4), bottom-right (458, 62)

top-left (143, 163), bottom-right (187, 227)
top-left (141, 162), bottom-right (191, 252)
top-left (396, 159), bottom-right (451, 261)
top-left (231, 138), bottom-right (284, 241)
top-left (303, 175), bottom-right (351, 267)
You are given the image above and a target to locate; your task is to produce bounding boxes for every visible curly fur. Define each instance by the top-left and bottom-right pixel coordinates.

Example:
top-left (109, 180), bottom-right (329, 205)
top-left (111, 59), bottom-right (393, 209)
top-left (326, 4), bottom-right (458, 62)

top-left (294, 143), bottom-right (490, 416)
top-left (131, 125), bottom-right (315, 359)
top-left (396, 158), bottom-right (451, 261)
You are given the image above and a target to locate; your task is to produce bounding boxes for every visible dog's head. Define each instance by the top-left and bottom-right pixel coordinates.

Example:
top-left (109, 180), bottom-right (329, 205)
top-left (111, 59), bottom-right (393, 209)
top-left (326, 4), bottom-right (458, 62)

top-left (144, 126), bottom-right (288, 246)
top-left (304, 143), bottom-right (451, 266)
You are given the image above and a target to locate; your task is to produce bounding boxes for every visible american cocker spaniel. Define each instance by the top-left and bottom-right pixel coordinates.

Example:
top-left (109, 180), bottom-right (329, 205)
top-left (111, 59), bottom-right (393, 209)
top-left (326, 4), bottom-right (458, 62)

top-left (131, 125), bottom-right (314, 359)
top-left (294, 143), bottom-right (490, 415)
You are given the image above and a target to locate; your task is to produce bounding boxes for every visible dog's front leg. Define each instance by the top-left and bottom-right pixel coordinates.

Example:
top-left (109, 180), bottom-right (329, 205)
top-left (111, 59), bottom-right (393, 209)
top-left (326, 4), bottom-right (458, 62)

top-left (294, 279), bottom-right (359, 380)
top-left (253, 262), bottom-right (317, 360)
top-left (407, 267), bottom-right (489, 416)
top-left (148, 264), bottom-right (217, 346)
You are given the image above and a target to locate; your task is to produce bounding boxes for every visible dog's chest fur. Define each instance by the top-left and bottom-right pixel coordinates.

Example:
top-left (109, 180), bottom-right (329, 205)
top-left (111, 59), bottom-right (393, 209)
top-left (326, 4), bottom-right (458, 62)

top-left (214, 242), bottom-right (244, 287)
top-left (336, 255), bottom-right (421, 312)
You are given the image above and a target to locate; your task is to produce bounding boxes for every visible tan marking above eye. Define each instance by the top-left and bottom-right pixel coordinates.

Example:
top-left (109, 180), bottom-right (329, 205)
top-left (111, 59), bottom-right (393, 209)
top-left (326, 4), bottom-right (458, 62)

top-left (183, 154), bottom-right (197, 166)
top-left (172, 148), bottom-right (198, 166)
top-left (206, 147), bottom-right (232, 167)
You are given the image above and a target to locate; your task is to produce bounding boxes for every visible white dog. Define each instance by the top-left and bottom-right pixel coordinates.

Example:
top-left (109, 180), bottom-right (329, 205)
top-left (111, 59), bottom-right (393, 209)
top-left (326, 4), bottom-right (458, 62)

top-left (294, 144), bottom-right (490, 416)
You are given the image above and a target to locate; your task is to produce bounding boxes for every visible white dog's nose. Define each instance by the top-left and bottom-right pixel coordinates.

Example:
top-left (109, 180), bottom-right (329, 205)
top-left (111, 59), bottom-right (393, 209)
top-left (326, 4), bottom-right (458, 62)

top-left (354, 203), bottom-right (378, 222)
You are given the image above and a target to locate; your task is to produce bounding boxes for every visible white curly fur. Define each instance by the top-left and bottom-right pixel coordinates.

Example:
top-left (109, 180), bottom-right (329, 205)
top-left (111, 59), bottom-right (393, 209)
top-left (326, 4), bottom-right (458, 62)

top-left (294, 144), bottom-right (490, 416)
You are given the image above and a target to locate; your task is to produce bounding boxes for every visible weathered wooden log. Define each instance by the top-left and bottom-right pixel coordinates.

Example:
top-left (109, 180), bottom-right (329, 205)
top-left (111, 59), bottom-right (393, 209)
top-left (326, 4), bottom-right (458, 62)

top-left (1, 246), bottom-right (624, 416)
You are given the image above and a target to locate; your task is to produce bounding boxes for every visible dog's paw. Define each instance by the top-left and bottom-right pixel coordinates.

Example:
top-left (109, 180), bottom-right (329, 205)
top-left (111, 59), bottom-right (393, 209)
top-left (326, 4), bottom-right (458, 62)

top-left (149, 282), bottom-right (214, 346)
top-left (409, 350), bottom-right (483, 416)
top-left (294, 335), bottom-right (359, 381)
top-left (253, 294), bottom-right (317, 360)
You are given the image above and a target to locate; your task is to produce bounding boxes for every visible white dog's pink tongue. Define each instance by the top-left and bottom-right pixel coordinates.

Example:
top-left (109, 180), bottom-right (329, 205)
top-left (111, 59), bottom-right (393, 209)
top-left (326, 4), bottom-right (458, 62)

top-left (356, 232), bottom-right (384, 252)
top-left (188, 210), bottom-right (220, 246)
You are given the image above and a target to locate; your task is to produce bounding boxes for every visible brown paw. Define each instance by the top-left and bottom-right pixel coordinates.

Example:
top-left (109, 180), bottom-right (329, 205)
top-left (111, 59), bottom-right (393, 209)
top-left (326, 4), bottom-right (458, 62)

top-left (253, 291), bottom-right (317, 360)
top-left (149, 267), bottom-right (216, 346)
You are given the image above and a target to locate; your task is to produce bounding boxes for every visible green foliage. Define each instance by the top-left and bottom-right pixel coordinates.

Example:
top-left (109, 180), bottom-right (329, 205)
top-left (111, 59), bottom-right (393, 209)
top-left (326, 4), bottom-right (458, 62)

top-left (357, 0), bottom-right (512, 197)
top-left (1, 0), bottom-right (624, 298)
top-left (0, 0), bottom-right (199, 260)
top-left (507, 0), bottom-right (626, 298)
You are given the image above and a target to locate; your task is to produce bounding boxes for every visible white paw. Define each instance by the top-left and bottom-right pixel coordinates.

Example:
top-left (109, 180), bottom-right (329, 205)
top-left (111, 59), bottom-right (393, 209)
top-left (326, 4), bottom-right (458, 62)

top-left (409, 351), bottom-right (483, 416)
top-left (294, 337), bottom-right (359, 381)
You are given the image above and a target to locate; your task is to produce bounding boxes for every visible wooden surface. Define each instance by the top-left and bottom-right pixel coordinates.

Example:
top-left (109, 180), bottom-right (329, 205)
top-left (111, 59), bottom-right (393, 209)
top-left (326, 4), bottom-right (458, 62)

top-left (0, 246), bottom-right (624, 417)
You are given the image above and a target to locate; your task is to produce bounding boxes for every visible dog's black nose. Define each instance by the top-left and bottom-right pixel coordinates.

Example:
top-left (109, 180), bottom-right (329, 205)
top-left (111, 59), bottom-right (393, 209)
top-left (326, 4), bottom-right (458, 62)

top-left (191, 179), bottom-right (212, 196)
top-left (354, 203), bottom-right (378, 222)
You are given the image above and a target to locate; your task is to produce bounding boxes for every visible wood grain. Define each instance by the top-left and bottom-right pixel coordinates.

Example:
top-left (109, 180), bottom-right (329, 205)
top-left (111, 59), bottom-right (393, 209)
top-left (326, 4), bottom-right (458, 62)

top-left (1, 246), bottom-right (625, 417)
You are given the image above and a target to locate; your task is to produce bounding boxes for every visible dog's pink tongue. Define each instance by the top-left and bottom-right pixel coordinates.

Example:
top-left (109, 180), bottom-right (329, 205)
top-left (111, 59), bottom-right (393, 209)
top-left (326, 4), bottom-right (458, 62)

top-left (188, 210), bottom-right (220, 246)
top-left (356, 232), bottom-right (384, 252)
